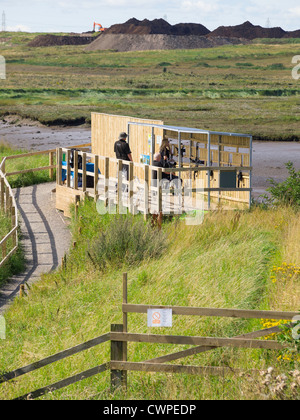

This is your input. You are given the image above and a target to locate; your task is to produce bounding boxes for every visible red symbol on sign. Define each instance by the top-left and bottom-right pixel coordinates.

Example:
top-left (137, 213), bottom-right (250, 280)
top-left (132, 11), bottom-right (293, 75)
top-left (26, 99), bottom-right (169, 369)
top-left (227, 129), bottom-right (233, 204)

top-left (152, 312), bottom-right (161, 325)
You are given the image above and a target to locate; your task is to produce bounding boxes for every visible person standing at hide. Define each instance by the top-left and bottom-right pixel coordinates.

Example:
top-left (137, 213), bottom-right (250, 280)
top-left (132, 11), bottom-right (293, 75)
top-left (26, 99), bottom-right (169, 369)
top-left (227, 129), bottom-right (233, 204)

top-left (114, 132), bottom-right (133, 181)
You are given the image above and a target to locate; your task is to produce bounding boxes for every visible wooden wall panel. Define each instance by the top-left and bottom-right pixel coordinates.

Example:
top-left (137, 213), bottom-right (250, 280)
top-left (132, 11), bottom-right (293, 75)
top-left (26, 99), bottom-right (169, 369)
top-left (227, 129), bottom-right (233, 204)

top-left (92, 113), bottom-right (163, 161)
top-left (91, 113), bottom-right (251, 206)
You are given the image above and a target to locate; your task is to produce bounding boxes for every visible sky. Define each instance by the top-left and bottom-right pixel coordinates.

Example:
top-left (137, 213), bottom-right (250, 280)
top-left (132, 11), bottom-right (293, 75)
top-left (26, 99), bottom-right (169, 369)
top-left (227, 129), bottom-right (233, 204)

top-left (1, 0), bottom-right (300, 33)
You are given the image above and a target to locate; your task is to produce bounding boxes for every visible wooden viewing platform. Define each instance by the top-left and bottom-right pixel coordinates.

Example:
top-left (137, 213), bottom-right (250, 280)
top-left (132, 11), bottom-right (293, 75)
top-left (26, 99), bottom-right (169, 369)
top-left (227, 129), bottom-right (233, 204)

top-left (56, 148), bottom-right (252, 218)
top-left (56, 113), bottom-right (253, 217)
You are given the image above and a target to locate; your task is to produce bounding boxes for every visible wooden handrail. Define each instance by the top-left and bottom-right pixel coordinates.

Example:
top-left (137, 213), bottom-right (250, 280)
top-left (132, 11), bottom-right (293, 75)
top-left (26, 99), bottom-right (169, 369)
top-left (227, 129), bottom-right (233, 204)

top-left (0, 157), bottom-right (18, 269)
top-left (122, 303), bottom-right (298, 321)
top-left (0, 332), bottom-right (110, 384)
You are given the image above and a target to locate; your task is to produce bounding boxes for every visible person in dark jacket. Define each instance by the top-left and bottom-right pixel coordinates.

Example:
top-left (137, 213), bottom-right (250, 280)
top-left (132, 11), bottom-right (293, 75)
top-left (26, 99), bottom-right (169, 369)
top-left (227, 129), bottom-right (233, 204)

top-left (152, 153), bottom-right (170, 184)
top-left (114, 132), bottom-right (133, 181)
top-left (152, 153), bottom-right (182, 192)
top-left (159, 138), bottom-right (171, 167)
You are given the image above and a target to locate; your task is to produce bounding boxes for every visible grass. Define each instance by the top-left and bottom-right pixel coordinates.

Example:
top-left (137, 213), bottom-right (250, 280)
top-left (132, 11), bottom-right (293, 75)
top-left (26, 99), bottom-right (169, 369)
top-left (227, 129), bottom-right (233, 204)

top-left (0, 34), bottom-right (300, 139)
top-left (0, 201), bottom-right (299, 400)
top-left (0, 33), bottom-right (299, 399)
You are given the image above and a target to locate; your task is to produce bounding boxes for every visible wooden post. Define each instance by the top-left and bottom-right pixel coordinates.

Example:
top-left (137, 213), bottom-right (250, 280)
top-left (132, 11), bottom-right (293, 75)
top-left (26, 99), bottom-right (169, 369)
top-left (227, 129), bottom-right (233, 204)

top-left (157, 168), bottom-right (162, 214)
top-left (8, 196), bottom-right (12, 214)
top-left (94, 155), bottom-right (99, 199)
top-left (111, 324), bottom-right (127, 391)
top-left (144, 165), bottom-right (149, 220)
top-left (82, 152), bottom-right (87, 193)
top-left (5, 187), bottom-right (9, 214)
top-left (129, 162), bottom-right (134, 214)
top-left (66, 150), bottom-right (71, 188)
top-left (122, 273), bottom-right (128, 382)
top-left (0, 178), bottom-right (4, 211)
top-left (74, 151), bottom-right (78, 190)
top-left (123, 273), bottom-right (128, 333)
top-left (11, 206), bottom-right (16, 247)
top-left (207, 134), bottom-right (211, 210)
top-left (19, 284), bottom-right (25, 298)
top-left (104, 157), bottom-right (109, 208)
top-left (117, 160), bottom-right (123, 213)
top-left (57, 148), bottom-right (63, 186)
top-left (49, 151), bottom-right (54, 179)
top-left (74, 195), bottom-right (80, 220)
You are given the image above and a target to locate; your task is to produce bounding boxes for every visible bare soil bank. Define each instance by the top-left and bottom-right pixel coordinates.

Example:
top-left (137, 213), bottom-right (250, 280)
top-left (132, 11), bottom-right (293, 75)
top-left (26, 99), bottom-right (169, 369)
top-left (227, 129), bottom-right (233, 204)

top-left (85, 34), bottom-right (249, 52)
top-left (0, 120), bottom-right (91, 151)
top-left (1, 121), bottom-right (299, 200)
top-left (28, 34), bottom-right (96, 47)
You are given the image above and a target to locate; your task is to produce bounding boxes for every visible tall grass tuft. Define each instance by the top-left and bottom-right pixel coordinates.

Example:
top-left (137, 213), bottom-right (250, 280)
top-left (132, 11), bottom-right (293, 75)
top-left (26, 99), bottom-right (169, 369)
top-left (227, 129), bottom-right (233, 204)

top-left (88, 214), bottom-right (167, 270)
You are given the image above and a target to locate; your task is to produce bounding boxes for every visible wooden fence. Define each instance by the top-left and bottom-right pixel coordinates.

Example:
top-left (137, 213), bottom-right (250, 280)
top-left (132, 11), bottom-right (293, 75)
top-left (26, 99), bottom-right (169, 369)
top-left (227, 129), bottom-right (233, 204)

top-left (1, 273), bottom-right (298, 400)
top-left (0, 158), bottom-right (18, 269)
top-left (0, 144), bottom-right (91, 269)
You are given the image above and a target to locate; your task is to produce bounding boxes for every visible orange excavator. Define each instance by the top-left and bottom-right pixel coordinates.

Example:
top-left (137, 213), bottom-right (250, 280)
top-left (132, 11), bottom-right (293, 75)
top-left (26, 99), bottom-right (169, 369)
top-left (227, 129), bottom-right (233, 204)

top-left (93, 22), bottom-right (106, 32)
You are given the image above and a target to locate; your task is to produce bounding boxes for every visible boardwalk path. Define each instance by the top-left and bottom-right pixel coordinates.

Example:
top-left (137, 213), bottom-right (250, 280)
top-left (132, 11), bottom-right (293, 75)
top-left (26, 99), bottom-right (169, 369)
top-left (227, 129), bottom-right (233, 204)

top-left (0, 183), bottom-right (71, 314)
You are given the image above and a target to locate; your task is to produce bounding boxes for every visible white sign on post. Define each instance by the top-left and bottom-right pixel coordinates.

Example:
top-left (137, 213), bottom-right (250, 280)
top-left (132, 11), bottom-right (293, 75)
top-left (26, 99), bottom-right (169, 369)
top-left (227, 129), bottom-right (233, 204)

top-left (147, 309), bottom-right (172, 328)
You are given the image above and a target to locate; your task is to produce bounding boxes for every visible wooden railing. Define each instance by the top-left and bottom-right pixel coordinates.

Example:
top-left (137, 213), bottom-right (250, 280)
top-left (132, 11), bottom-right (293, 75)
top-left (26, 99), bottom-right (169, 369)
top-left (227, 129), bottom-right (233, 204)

top-left (0, 144), bottom-right (91, 269)
top-left (3, 149), bottom-right (56, 179)
top-left (56, 147), bottom-right (252, 215)
top-left (0, 157), bottom-right (18, 269)
top-left (1, 273), bottom-right (298, 400)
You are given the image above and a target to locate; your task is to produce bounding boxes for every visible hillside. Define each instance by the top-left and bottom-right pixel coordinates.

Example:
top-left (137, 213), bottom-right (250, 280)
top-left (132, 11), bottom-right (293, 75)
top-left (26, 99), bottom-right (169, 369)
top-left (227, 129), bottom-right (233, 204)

top-left (105, 18), bottom-right (300, 40)
top-left (86, 18), bottom-right (300, 52)
top-left (0, 202), bottom-right (299, 400)
top-left (27, 34), bottom-right (97, 47)
top-left (208, 21), bottom-right (286, 39)
top-left (106, 18), bottom-right (210, 36)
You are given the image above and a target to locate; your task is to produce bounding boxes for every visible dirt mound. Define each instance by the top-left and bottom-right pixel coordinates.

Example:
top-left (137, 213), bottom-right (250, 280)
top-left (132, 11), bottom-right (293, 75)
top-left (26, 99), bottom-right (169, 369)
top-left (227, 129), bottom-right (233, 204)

top-left (85, 33), bottom-right (248, 53)
top-left (28, 34), bottom-right (96, 47)
top-left (106, 18), bottom-right (210, 36)
top-left (284, 30), bottom-right (300, 38)
top-left (208, 21), bottom-right (286, 39)
top-left (172, 23), bottom-right (210, 36)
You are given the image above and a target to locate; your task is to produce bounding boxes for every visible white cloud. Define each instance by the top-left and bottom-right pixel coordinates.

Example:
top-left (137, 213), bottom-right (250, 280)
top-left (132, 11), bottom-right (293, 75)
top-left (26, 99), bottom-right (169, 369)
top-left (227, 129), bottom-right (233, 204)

top-left (7, 24), bottom-right (32, 32)
top-left (181, 0), bottom-right (219, 13)
top-left (289, 7), bottom-right (300, 17)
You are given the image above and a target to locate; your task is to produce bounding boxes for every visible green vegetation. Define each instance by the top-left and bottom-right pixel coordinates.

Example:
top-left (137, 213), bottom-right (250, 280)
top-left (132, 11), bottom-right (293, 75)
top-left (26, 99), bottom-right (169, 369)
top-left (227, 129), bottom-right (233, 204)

top-left (264, 162), bottom-right (300, 207)
top-left (0, 33), bottom-right (299, 139)
top-left (88, 213), bottom-right (167, 270)
top-left (0, 200), bottom-right (299, 400)
top-left (0, 33), bottom-right (299, 400)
